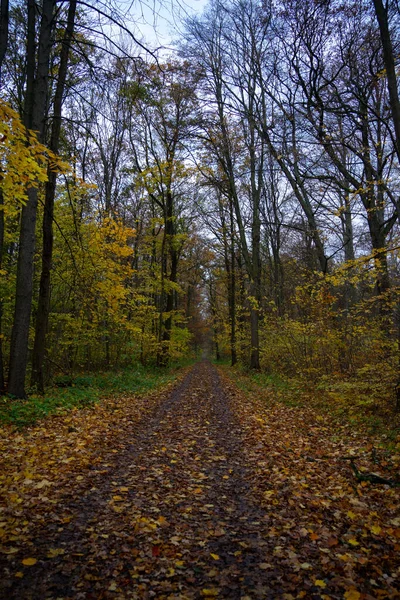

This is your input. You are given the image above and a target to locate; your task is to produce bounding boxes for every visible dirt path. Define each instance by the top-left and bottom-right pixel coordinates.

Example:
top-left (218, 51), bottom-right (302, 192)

top-left (0, 362), bottom-right (281, 599)
top-left (1, 361), bottom-right (399, 599)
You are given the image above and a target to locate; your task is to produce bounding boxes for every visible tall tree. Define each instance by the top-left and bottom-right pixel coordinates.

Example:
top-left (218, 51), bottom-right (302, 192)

top-left (0, 0), bottom-right (8, 78)
top-left (8, 0), bottom-right (56, 398)
top-left (184, 0), bottom-right (269, 369)
top-left (31, 0), bottom-right (78, 392)
top-left (127, 61), bottom-right (198, 365)
top-left (372, 0), bottom-right (400, 164)
top-left (0, 0), bottom-right (9, 392)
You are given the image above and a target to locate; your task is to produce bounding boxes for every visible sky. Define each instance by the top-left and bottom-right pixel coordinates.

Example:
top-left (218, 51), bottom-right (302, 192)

top-left (124, 0), bottom-right (209, 51)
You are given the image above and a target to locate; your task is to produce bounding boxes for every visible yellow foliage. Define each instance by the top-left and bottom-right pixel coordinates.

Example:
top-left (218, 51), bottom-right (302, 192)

top-left (0, 99), bottom-right (69, 209)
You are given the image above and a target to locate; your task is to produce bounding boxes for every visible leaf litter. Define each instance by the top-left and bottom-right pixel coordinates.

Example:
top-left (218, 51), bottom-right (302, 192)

top-left (0, 361), bottom-right (399, 599)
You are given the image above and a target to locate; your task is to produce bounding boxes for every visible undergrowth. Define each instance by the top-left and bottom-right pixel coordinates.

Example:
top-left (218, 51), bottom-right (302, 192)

top-left (224, 365), bottom-right (400, 449)
top-left (0, 361), bottom-right (190, 428)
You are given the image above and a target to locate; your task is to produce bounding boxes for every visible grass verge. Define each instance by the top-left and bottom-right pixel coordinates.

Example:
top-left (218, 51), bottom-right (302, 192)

top-left (221, 364), bottom-right (400, 450)
top-left (0, 361), bottom-right (191, 428)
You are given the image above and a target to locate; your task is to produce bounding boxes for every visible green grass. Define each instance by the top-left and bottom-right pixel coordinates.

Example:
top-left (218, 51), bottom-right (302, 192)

top-left (0, 362), bottom-right (187, 428)
top-left (228, 365), bottom-right (303, 406)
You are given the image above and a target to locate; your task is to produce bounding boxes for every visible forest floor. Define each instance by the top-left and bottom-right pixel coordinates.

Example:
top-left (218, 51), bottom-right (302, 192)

top-left (0, 361), bottom-right (399, 600)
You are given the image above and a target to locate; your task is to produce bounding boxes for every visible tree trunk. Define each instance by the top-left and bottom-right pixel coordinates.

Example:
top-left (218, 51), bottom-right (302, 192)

top-left (0, 1), bottom-right (9, 391)
top-left (0, 0), bottom-right (8, 81)
top-left (8, 0), bottom-right (55, 398)
top-left (0, 188), bottom-right (4, 393)
top-left (372, 0), bottom-right (400, 165)
top-left (158, 189), bottom-right (177, 367)
top-left (229, 212), bottom-right (237, 367)
top-left (250, 285), bottom-right (260, 370)
top-left (31, 0), bottom-right (77, 392)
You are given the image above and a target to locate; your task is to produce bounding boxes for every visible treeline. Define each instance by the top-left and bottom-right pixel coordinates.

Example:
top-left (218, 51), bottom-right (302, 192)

top-left (191, 0), bottom-right (400, 409)
top-left (0, 1), bottom-right (207, 397)
top-left (0, 0), bottom-right (400, 409)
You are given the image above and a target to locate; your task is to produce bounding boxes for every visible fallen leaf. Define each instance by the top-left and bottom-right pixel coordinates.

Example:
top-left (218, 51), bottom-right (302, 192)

top-left (348, 538), bottom-right (359, 546)
top-left (46, 548), bottom-right (65, 558)
top-left (344, 591), bottom-right (361, 600)
top-left (22, 558), bottom-right (37, 566)
top-left (371, 525), bottom-right (381, 535)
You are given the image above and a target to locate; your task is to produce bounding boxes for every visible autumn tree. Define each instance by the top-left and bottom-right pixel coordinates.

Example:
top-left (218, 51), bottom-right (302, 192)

top-left (126, 61), bottom-right (199, 365)
top-left (184, 0), bottom-right (273, 369)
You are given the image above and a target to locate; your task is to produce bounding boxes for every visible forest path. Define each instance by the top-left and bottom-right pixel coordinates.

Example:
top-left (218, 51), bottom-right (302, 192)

top-left (1, 361), bottom-right (399, 599)
top-left (1, 361), bottom-right (278, 599)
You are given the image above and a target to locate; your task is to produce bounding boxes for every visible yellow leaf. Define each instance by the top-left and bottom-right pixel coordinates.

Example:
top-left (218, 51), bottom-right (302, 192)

top-left (15, 572), bottom-right (24, 578)
top-left (47, 548), bottom-right (65, 558)
top-left (210, 553), bottom-right (220, 560)
top-left (337, 554), bottom-right (352, 562)
top-left (315, 580), bottom-right (326, 588)
top-left (344, 591), bottom-right (361, 600)
top-left (371, 524), bottom-right (381, 535)
top-left (347, 511), bottom-right (356, 519)
top-left (2, 547), bottom-right (19, 554)
top-left (112, 495), bottom-right (123, 502)
top-left (348, 538), bottom-right (359, 546)
top-left (193, 487), bottom-right (203, 494)
top-left (22, 558), bottom-right (37, 566)
top-left (202, 589), bottom-right (219, 597)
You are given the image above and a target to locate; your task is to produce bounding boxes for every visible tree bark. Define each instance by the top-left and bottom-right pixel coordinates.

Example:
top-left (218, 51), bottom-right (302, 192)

top-left (0, 0), bottom-right (8, 81)
top-left (8, 0), bottom-right (55, 398)
top-left (0, 188), bottom-right (4, 393)
top-left (31, 0), bottom-right (77, 392)
top-left (159, 190), bottom-right (178, 367)
top-left (372, 0), bottom-right (400, 165)
top-left (0, 0), bottom-right (8, 391)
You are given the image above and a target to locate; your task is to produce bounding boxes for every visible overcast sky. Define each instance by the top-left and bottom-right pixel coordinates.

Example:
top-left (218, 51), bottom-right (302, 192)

top-left (129, 0), bottom-right (209, 50)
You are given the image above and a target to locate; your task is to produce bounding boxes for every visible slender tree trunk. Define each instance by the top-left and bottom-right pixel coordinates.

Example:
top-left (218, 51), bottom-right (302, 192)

top-left (250, 212), bottom-right (261, 370)
top-left (359, 98), bottom-right (390, 296)
top-left (229, 204), bottom-right (237, 366)
top-left (0, 0), bottom-right (8, 79)
top-left (31, 0), bottom-right (77, 392)
top-left (249, 283), bottom-right (260, 370)
top-left (0, 1), bottom-right (9, 392)
top-left (0, 188), bottom-right (4, 393)
top-left (8, 0), bottom-right (55, 398)
top-left (219, 192), bottom-right (237, 366)
top-left (372, 0), bottom-right (400, 164)
top-left (158, 189), bottom-right (177, 367)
